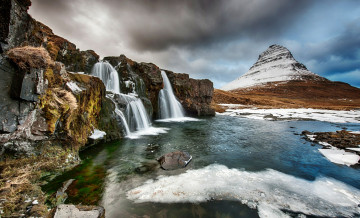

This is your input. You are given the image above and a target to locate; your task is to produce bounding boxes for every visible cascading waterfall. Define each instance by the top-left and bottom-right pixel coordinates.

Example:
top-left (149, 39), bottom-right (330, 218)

top-left (159, 71), bottom-right (185, 119)
top-left (91, 62), bottom-right (120, 94)
top-left (120, 94), bottom-right (151, 131)
top-left (91, 61), bottom-right (153, 136)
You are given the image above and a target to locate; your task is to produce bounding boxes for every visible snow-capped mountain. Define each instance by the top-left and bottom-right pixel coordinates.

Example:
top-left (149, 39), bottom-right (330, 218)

top-left (221, 45), bottom-right (323, 91)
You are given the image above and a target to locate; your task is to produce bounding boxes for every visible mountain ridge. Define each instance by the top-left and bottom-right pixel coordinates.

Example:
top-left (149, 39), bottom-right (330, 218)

top-left (214, 45), bottom-right (360, 110)
top-left (222, 44), bottom-right (325, 91)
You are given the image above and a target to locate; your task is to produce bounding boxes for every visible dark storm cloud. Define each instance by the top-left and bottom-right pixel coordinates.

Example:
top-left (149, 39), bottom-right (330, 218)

top-left (296, 19), bottom-right (360, 82)
top-left (107, 0), bottom-right (312, 51)
top-left (29, 0), bottom-right (360, 88)
top-left (306, 20), bottom-right (360, 62)
top-left (31, 0), bottom-right (312, 52)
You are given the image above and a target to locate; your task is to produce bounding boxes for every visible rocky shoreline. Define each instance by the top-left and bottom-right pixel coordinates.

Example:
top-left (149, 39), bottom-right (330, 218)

top-left (302, 130), bottom-right (360, 166)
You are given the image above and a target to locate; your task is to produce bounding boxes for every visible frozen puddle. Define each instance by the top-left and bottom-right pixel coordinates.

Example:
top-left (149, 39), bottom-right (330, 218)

top-left (127, 164), bottom-right (360, 218)
top-left (220, 108), bottom-right (360, 123)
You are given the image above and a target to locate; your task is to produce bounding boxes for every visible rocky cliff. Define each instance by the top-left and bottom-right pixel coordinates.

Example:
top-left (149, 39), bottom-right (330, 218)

top-left (103, 55), bottom-right (215, 117)
top-left (1, 0), bottom-right (99, 74)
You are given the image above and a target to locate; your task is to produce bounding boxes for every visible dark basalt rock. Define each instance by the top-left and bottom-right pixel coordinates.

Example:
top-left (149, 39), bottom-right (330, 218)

top-left (157, 151), bottom-right (192, 170)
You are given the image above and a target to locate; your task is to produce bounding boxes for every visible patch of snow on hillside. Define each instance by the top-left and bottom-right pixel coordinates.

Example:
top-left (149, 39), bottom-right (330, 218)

top-left (220, 108), bottom-right (360, 123)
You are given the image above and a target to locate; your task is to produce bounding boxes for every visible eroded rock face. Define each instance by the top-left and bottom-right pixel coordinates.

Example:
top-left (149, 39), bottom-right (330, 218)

top-left (1, 0), bottom-right (99, 73)
top-left (165, 70), bottom-right (215, 116)
top-left (0, 49), bottom-right (107, 156)
top-left (157, 151), bottom-right (192, 170)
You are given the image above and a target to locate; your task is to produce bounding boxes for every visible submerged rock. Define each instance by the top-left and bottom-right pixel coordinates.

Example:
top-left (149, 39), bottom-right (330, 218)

top-left (157, 151), bottom-right (192, 170)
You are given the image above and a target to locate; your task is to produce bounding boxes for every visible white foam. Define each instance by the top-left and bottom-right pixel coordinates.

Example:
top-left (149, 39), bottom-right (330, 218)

top-left (126, 127), bottom-right (169, 139)
top-left (89, 129), bottom-right (106, 140)
top-left (155, 117), bottom-right (201, 123)
top-left (127, 164), bottom-right (360, 217)
top-left (319, 148), bottom-right (360, 166)
top-left (221, 108), bottom-right (360, 123)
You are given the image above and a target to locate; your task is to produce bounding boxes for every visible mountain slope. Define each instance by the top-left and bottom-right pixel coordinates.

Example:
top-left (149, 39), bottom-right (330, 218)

top-left (215, 45), bottom-right (360, 110)
top-left (221, 45), bottom-right (324, 91)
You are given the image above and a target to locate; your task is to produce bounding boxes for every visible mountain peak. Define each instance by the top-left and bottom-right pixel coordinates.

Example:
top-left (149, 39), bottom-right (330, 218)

top-left (221, 45), bottom-right (321, 91)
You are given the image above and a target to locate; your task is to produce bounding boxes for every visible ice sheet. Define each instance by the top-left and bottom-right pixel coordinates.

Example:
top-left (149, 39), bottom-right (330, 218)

top-left (127, 164), bottom-right (360, 217)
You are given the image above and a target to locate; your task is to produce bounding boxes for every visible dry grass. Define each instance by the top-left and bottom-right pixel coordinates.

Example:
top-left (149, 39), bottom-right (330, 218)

top-left (6, 46), bottom-right (54, 70)
top-left (0, 145), bottom-right (77, 217)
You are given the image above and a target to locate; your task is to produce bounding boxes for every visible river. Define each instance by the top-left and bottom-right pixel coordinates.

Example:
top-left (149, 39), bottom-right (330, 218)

top-left (43, 115), bottom-right (360, 217)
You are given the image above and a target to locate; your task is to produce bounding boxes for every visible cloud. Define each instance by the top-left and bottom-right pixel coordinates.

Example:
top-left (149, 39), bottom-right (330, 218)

top-left (30, 0), bottom-right (312, 52)
top-left (327, 70), bottom-right (360, 87)
top-left (28, 0), bottom-right (360, 88)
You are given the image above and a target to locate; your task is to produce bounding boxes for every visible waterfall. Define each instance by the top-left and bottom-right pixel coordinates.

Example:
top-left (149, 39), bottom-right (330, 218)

top-left (119, 94), bottom-right (151, 131)
top-left (91, 62), bottom-right (168, 138)
top-left (91, 62), bottom-right (120, 94)
top-left (159, 71), bottom-right (185, 119)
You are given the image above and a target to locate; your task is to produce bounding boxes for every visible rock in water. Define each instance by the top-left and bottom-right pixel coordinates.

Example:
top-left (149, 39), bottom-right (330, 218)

top-left (157, 151), bottom-right (192, 170)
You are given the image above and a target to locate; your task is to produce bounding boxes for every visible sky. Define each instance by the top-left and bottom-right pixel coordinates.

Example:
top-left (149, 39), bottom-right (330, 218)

top-left (28, 0), bottom-right (360, 88)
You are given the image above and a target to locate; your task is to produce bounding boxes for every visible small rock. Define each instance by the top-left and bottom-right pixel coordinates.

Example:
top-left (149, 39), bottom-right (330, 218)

top-left (32, 200), bottom-right (38, 205)
top-left (157, 151), bottom-right (192, 170)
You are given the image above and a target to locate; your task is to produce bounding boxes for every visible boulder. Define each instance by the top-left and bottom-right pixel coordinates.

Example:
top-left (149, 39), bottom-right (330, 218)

top-left (157, 151), bottom-right (192, 170)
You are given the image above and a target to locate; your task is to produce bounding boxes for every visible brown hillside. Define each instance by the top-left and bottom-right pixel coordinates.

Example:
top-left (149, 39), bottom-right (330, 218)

top-left (213, 80), bottom-right (360, 111)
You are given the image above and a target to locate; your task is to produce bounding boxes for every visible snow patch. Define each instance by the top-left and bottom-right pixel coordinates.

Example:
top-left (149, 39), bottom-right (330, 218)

top-left (306, 135), bottom-right (317, 141)
top-left (346, 148), bottom-right (360, 152)
top-left (221, 45), bottom-right (319, 90)
top-left (127, 164), bottom-right (360, 217)
top-left (89, 129), bottom-right (106, 140)
top-left (350, 131), bottom-right (360, 134)
top-left (318, 148), bottom-right (360, 166)
top-left (66, 81), bottom-right (83, 94)
top-left (221, 108), bottom-right (360, 123)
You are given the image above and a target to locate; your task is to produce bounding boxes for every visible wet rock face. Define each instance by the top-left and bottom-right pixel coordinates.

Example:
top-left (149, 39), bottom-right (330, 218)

top-left (157, 151), bottom-right (192, 170)
top-left (103, 55), bottom-right (215, 118)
